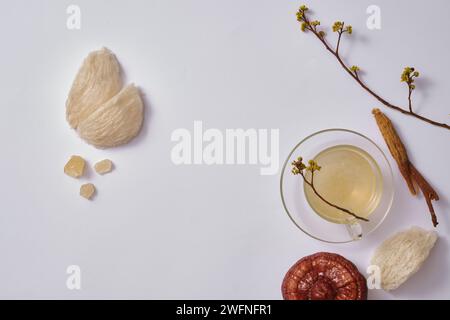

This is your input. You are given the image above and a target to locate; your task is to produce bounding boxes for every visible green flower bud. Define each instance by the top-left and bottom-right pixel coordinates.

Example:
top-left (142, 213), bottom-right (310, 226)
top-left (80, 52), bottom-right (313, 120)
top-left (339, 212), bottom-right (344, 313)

top-left (332, 21), bottom-right (343, 32)
top-left (301, 22), bottom-right (308, 32)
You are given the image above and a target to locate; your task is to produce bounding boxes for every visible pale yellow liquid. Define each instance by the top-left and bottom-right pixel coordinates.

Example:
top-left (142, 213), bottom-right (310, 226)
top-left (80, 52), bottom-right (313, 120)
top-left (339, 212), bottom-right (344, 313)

top-left (304, 145), bottom-right (383, 224)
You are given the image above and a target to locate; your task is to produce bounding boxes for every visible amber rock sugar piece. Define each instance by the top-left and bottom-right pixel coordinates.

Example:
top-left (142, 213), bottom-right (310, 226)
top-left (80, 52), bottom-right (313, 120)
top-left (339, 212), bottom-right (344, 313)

top-left (64, 155), bottom-right (86, 178)
top-left (80, 183), bottom-right (96, 200)
top-left (94, 159), bottom-right (113, 175)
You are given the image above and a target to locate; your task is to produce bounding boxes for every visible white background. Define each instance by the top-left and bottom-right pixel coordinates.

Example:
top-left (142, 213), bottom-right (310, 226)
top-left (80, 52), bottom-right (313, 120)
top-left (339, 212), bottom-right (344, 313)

top-left (0, 0), bottom-right (449, 299)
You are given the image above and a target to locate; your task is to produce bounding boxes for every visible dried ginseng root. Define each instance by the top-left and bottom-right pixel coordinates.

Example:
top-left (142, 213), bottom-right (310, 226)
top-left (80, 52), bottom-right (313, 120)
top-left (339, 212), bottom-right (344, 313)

top-left (94, 159), bottom-right (113, 175)
top-left (80, 183), bottom-right (96, 200)
top-left (372, 108), bottom-right (440, 227)
top-left (64, 155), bottom-right (86, 178)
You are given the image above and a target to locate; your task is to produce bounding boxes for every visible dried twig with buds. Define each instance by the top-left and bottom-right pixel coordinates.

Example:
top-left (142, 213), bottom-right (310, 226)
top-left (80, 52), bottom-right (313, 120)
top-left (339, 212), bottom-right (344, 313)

top-left (291, 157), bottom-right (369, 222)
top-left (296, 5), bottom-right (450, 130)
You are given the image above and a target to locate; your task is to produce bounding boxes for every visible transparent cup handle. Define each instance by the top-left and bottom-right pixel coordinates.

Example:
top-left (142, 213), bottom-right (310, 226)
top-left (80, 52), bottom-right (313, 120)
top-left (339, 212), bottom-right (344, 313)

top-left (345, 222), bottom-right (363, 240)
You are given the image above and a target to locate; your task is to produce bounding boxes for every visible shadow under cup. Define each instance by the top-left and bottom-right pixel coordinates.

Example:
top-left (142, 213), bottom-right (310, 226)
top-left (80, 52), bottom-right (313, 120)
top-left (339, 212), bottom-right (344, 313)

top-left (280, 129), bottom-right (394, 243)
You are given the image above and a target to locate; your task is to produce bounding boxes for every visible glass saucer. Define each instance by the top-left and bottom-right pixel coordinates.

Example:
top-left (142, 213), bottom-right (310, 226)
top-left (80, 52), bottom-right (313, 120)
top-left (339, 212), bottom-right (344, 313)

top-left (280, 129), bottom-right (394, 243)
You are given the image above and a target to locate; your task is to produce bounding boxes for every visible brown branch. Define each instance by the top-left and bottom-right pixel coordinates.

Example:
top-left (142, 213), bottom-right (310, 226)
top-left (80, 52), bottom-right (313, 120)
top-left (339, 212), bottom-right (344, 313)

top-left (408, 87), bottom-right (413, 113)
top-left (336, 26), bottom-right (343, 54)
top-left (300, 171), bottom-right (369, 222)
top-left (301, 13), bottom-right (450, 130)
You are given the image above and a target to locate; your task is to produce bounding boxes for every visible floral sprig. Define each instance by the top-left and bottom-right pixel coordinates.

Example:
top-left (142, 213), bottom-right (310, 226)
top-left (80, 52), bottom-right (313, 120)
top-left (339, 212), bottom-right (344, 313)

top-left (401, 67), bottom-right (420, 112)
top-left (350, 65), bottom-right (360, 77)
top-left (295, 4), bottom-right (449, 130)
top-left (291, 157), bottom-right (369, 222)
